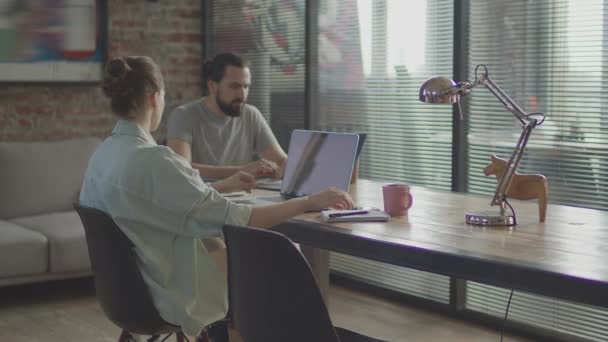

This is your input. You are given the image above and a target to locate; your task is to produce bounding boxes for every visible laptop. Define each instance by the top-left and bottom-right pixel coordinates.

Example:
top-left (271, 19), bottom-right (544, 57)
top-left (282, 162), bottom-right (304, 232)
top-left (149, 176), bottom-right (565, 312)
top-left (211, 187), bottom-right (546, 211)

top-left (256, 132), bottom-right (366, 191)
top-left (237, 130), bottom-right (359, 204)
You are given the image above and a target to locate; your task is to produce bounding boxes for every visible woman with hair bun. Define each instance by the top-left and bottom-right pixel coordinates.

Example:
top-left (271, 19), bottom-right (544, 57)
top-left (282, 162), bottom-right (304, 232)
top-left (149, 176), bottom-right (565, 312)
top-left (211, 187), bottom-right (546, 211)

top-left (79, 56), bottom-right (353, 341)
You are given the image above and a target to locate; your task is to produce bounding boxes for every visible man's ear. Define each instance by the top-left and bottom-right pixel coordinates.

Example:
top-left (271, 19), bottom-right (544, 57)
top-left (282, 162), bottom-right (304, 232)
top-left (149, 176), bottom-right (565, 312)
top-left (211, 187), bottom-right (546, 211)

top-left (207, 80), bottom-right (218, 96)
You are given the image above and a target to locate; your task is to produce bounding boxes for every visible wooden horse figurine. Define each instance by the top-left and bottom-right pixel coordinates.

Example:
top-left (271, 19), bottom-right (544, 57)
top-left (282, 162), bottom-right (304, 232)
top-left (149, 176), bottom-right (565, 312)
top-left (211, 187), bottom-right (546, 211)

top-left (483, 155), bottom-right (549, 222)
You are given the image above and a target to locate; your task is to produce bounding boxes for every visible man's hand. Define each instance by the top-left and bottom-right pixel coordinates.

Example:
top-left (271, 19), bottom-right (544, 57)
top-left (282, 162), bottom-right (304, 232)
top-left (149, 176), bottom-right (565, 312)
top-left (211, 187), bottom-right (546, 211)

top-left (305, 187), bottom-right (354, 211)
top-left (212, 171), bottom-right (256, 193)
top-left (241, 159), bottom-right (281, 178)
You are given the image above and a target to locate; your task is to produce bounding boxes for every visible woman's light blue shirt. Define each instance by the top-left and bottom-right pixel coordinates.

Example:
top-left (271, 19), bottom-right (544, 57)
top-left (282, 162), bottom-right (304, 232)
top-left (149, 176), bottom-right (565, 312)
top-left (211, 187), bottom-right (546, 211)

top-left (79, 120), bottom-right (252, 335)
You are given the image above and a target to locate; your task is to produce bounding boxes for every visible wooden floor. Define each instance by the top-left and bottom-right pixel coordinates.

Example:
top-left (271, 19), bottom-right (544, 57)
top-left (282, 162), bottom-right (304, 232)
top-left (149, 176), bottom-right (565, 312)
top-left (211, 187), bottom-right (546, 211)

top-left (0, 278), bottom-right (529, 342)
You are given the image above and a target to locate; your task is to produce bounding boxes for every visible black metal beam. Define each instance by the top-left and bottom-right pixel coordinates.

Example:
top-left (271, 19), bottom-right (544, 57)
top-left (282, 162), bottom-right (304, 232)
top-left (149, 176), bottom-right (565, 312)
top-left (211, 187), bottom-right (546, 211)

top-left (201, 0), bottom-right (213, 58)
top-left (452, 0), bottom-right (469, 192)
top-left (305, 0), bottom-right (319, 130)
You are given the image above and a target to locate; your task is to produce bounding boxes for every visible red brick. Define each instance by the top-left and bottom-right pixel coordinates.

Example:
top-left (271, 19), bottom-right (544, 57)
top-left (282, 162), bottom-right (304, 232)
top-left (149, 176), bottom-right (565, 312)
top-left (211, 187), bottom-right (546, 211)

top-left (126, 20), bottom-right (145, 28)
top-left (0, 0), bottom-right (202, 141)
top-left (172, 9), bottom-right (201, 18)
top-left (18, 118), bottom-right (33, 128)
top-left (182, 56), bottom-right (201, 65)
top-left (183, 33), bottom-right (201, 43)
top-left (0, 0), bottom-right (202, 142)
top-left (166, 33), bottom-right (183, 42)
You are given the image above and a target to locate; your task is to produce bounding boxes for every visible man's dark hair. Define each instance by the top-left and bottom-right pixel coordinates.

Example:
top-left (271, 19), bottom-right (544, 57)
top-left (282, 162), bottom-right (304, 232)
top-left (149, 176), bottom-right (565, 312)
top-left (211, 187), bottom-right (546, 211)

top-left (203, 52), bottom-right (249, 88)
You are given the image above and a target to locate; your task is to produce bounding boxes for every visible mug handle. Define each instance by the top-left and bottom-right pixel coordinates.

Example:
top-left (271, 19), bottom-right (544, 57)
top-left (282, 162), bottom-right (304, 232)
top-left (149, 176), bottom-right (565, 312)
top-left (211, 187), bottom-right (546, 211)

top-left (406, 193), bottom-right (413, 209)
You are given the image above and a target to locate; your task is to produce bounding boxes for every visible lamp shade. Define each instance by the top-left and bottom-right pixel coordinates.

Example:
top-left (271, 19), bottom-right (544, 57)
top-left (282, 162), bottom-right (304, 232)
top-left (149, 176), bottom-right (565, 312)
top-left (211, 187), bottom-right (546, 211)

top-left (419, 76), bottom-right (459, 104)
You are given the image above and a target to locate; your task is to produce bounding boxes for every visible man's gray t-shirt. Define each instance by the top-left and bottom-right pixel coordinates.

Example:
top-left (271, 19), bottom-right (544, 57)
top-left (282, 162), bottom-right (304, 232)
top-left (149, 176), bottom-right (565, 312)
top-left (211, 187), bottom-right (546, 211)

top-left (167, 97), bottom-right (279, 166)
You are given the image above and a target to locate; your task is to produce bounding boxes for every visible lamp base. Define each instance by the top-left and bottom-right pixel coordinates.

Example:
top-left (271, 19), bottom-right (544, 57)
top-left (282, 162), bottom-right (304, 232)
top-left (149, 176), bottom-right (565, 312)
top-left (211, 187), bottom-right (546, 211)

top-left (465, 211), bottom-right (515, 226)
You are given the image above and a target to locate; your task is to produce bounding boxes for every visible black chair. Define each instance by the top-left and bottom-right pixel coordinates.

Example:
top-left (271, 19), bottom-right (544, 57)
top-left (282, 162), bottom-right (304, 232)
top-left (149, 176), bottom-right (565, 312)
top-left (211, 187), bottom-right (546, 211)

top-left (74, 204), bottom-right (189, 342)
top-left (223, 224), bottom-right (390, 342)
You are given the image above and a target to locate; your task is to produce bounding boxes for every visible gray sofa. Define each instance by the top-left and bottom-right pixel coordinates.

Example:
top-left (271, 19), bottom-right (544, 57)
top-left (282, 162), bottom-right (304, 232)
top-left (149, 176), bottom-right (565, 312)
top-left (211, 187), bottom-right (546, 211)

top-left (0, 137), bottom-right (101, 286)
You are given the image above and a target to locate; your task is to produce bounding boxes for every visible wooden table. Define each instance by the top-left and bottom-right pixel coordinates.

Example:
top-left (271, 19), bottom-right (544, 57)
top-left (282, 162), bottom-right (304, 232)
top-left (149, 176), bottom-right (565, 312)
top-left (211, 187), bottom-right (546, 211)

top-left (261, 179), bottom-right (608, 308)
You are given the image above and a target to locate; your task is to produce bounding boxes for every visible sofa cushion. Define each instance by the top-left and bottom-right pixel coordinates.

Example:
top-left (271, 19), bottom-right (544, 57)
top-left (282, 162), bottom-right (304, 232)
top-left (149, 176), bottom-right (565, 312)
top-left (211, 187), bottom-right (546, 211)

top-left (0, 137), bottom-right (101, 219)
top-left (11, 211), bottom-right (90, 273)
top-left (0, 220), bottom-right (48, 277)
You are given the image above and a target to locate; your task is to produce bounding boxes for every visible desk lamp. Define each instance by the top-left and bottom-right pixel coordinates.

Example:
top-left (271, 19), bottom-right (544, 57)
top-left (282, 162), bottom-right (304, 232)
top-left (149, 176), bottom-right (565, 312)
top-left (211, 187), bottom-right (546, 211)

top-left (419, 65), bottom-right (545, 226)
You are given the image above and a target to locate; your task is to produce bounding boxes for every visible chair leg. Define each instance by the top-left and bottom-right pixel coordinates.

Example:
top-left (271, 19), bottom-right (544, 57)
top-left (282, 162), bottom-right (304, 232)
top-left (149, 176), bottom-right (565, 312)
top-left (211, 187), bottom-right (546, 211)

top-left (194, 331), bottom-right (210, 342)
top-left (175, 332), bottom-right (188, 342)
top-left (118, 330), bottom-right (137, 342)
top-left (206, 321), bottom-right (229, 342)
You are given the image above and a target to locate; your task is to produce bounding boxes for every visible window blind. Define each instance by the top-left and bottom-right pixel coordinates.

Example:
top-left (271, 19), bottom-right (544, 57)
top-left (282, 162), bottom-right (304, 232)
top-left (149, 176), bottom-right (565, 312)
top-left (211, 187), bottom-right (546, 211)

top-left (466, 0), bottom-right (608, 210)
top-left (209, 0), bottom-right (455, 189)
top-left (314, 0), bottom-right (454, 303)
top-left (207, 0), bottom-right (306, 149)
top-left (209, 0), bottom-right (456, 305)
top-left (467, 282), bottom-right (608, 342)
top-left (206, 2), bottom-right (608, 339)
top-left (465, 1), bottom-right (608, 340)
top-left (311, 0), bottom-right (455, 189)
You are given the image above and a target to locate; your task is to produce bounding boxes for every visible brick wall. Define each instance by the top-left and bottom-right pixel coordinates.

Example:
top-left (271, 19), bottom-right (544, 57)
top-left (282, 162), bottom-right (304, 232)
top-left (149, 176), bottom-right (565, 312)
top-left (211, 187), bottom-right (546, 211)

top-left (0, 0), bottom-right (202, 142)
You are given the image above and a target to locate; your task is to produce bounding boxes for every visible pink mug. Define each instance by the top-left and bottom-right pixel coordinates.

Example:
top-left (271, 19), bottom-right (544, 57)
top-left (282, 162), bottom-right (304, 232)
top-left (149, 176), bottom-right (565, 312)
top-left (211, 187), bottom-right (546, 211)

top-left (382, 184), bottom-right (413, 217)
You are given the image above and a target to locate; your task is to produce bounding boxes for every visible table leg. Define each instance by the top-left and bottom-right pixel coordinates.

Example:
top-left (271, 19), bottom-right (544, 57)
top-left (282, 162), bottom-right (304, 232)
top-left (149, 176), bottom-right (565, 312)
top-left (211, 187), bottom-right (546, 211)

top-left (300, 245), bottom-right (330, 301)
top-left (450, 278), bottom-right (466, 312)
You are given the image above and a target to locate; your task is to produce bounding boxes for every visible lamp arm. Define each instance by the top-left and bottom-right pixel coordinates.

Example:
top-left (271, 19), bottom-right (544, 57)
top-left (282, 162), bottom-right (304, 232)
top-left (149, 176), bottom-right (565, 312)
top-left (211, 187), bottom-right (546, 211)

top-left (452, 75), bottom-right (529, 125)
top-left (418, 65), bottom-right (548, 224)
top-left (490, 120), bottom-right (537, 207)
top-left (466, 70), bottom-right (540, 208)
top-left (478, 76), bottom-right (529, 125)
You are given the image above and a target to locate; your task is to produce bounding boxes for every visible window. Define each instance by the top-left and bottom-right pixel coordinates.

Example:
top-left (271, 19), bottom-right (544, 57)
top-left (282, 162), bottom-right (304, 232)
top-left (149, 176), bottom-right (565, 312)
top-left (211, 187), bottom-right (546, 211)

top-left (466, 0), bottom-right (608, 210)
top-left (312, 0), bottom-right (455, 189)
top-left (205, 2), bottom-right (608, 339)
top-left (465, 1), bottom-right (608, 339)
top-left (207, 0), bottom-right (306, 149)
top-left (313, 0), bottom-right (455, 303)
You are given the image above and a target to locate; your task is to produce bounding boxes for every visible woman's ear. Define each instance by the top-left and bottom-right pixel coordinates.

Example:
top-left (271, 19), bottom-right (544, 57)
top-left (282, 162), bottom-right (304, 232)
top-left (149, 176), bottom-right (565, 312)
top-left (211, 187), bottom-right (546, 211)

top-left (150, 91), bottom-right (160, 108)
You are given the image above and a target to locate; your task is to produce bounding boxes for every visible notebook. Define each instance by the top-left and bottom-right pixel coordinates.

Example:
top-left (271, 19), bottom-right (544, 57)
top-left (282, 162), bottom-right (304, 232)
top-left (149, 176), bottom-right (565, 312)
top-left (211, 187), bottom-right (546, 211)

top-left (235, 130), bottom-right (359, 205)
top-left (255, 178), bottom-right (283, 191)
top-left (321, 209), bottom-right (390, 223)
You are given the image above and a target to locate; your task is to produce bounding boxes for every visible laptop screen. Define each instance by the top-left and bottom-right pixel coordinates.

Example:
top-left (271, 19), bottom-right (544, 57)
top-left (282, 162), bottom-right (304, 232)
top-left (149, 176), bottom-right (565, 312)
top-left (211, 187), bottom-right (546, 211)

top-left (281, 130), bottom-right (359, 197)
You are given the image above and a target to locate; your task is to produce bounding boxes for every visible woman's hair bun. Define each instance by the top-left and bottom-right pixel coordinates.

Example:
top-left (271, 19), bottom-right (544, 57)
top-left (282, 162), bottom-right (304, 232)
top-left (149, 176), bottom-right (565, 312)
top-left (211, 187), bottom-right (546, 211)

top-left (102, 58), bottom-right (133, 98)
top-left (100, 55), bottom-right (164, 118)
top-left (106, 58), bottom-right (131, 79)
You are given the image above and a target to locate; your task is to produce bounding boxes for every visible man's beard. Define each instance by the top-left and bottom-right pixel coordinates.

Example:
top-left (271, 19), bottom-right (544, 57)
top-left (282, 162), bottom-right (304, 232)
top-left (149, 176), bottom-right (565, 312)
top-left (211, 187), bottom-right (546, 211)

top-left (216, 95), bottom-right (244, 117)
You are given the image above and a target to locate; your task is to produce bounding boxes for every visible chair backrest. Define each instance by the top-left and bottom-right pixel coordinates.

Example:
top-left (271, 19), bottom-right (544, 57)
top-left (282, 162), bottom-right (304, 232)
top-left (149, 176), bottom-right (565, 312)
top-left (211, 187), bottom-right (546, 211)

top-left (74, 204), bottom-right (178, 335)
top-left (223, 225), bottom-right (340, 342)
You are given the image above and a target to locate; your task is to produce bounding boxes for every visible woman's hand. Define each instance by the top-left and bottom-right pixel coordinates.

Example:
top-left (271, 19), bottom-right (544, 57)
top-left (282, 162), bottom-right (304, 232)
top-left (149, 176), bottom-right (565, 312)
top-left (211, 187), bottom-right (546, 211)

top-left (211, 171), bottom-right (256, 193)
top-left (305, 187), bottom-right (354, 211)
top-left (247, 187), bottom-right (354, 228)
